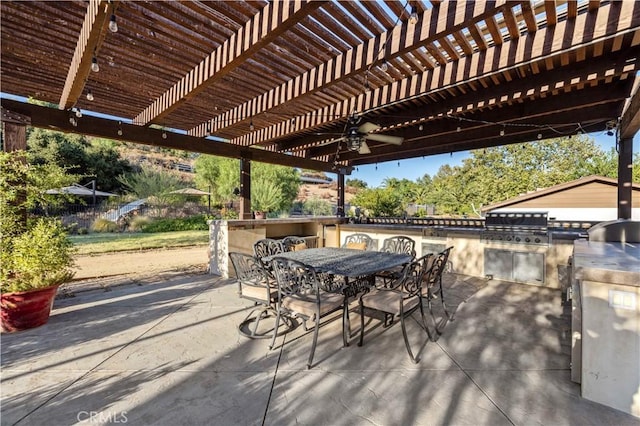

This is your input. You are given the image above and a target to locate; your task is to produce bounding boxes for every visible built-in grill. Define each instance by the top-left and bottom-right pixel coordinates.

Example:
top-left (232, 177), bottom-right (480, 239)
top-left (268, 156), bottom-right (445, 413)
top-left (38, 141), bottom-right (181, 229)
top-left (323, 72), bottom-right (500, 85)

top-left (481, 211), bottom-right (550, 245)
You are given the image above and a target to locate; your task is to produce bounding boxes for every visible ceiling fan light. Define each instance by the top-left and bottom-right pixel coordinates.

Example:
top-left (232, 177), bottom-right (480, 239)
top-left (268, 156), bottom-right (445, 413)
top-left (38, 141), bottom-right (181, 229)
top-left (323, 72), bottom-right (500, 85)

top-left (409, 6), bottom-right (419, 25)
top-left (109, 14), bottom-right (118, 33)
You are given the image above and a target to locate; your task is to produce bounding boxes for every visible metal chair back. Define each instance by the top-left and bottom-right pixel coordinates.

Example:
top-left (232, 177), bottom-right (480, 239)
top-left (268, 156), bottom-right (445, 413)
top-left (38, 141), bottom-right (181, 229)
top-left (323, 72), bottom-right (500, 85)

top-left (282, 236), bottom-right (307, 252)
top-left (270, 257), bottom-right (346, 369)
top-left (381, 236), bottom-right (416, 258)
top-left (342, 233), bottom-right (375, 250)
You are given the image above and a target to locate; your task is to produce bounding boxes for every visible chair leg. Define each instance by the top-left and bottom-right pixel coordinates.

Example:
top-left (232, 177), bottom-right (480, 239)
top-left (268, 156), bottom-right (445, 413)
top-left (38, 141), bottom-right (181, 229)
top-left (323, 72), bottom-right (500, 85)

top-left (358, 299), bottom-right (365, 347)
top-left (269, 309), bottom-right (281, 350)
top-left (307, 316), bottom-right (321, 369)
top-left (438, 277), bottom-right (453, 321)
top-left (418, 297), bottom-right (434, 341)
top-left (400, 310), bottom-right (418, 363)
top-left (342, 300), bottom-right (349, 347)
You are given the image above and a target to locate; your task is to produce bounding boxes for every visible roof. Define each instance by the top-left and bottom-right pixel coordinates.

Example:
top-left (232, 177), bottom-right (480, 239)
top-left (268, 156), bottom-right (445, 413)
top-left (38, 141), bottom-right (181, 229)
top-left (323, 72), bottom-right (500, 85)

top-left (482, 175), bottom-right (640, 211)
top-left (2, 1), bottom-right (640, 173)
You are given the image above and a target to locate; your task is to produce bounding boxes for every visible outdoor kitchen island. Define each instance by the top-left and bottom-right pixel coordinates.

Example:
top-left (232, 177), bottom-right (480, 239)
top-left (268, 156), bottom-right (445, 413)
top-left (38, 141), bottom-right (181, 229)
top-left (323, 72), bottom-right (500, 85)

top-left (572, 239), bottom-right (640, 418)
top-left (338, 217), bottom-right (583, 290)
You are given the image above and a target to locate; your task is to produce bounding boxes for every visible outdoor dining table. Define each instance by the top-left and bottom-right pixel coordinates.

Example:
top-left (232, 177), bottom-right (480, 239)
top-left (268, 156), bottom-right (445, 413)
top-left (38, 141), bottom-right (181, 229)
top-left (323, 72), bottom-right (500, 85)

top-left (264, 247), bottom-right (413, 344)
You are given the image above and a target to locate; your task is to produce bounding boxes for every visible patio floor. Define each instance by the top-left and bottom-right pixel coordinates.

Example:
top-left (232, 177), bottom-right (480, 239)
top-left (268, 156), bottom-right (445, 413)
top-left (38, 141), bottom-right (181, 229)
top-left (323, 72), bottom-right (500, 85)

top-left (2, 272), bottom-right (638, 426)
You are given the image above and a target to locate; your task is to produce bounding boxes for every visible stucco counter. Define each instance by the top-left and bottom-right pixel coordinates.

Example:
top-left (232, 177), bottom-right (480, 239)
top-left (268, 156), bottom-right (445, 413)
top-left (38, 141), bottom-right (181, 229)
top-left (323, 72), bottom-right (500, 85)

top-left (572, 240), bottom-right (640, 418)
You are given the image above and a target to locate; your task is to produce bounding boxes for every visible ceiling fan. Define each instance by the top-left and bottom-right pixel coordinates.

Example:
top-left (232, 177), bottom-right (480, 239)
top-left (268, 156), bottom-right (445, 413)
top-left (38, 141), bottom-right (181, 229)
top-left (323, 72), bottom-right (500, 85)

top-left (318, 115), bottom-right (404, 154)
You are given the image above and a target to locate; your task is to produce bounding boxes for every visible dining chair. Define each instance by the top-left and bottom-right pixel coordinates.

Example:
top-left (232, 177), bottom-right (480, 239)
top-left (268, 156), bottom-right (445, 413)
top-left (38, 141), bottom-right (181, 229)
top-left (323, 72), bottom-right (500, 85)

top-left (253, 238), bottom-right (286, 281)
top-left (342, 233), bottom-right (376, 251)
top-left (423, 246), bottom-right (454, 333)
top-left (376, 236), bottom-right (417, 287)
top-left (229, 252), bottom-right (293, 339)
top-left (358, 253), bottom-right (434, 363)
top-left (282, 236), bottom-right (307, 252)
top-left (269, 257), bottom-right (346, 369)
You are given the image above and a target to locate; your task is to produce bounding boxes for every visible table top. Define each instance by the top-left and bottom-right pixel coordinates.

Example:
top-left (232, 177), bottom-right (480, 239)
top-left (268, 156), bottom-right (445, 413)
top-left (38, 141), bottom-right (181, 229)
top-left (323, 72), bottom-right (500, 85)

top-left (264, 247), bottom-right (412, 277)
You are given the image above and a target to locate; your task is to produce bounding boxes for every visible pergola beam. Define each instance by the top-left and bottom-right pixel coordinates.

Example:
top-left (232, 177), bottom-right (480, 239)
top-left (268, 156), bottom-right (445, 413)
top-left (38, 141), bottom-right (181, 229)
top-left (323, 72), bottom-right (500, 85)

top-left (134, 0), bottom-right (327, 126)
top-left (301, 48), bottom-right (640, 157)
top-left (351, 106), bottom-right (621, 165)
top-left (250, 2), bottom-right (640, 152)
top-left (335, 81), bottom-right (631, 162)
top-left (58, 0), bottom-right (113, 110)
top-left (1, 99), bottom-right (344, 174)
top-left (619, 76), bottom-right (640, 139)
top-left (192, 0), bottom-right (510, 137)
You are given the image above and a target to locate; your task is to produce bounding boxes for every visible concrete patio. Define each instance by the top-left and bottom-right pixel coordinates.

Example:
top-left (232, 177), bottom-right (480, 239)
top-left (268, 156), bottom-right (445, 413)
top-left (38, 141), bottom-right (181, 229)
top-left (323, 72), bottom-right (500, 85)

top-left (2, 271), bottom-right (638, 426)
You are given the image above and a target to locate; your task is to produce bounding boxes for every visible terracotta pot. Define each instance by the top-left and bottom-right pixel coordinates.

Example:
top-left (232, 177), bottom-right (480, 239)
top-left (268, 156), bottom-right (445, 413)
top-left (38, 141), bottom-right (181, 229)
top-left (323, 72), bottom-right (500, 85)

top-left (1, 285), bottom-right (60, 333)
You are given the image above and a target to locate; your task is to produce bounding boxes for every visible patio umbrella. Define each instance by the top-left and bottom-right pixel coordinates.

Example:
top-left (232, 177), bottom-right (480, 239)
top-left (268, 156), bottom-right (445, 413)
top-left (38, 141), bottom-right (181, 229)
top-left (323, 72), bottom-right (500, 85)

top-left (169, 188), bottom-right (210, 196)
top-left (169, 188), bottom-right (211, 211)
top-left (46, 183), bottom-right (116, 197)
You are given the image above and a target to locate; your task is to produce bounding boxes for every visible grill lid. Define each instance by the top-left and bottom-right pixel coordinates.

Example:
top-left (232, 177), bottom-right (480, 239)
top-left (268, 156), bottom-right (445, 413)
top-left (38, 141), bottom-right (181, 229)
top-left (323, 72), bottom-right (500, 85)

top-left (485, 211), bottom-right (548, 231)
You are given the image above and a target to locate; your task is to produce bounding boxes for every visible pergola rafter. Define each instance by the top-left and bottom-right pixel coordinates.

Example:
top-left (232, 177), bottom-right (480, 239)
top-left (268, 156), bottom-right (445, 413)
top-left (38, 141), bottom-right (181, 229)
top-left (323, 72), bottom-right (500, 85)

top-left (133, 0), bottom-right (327, 126)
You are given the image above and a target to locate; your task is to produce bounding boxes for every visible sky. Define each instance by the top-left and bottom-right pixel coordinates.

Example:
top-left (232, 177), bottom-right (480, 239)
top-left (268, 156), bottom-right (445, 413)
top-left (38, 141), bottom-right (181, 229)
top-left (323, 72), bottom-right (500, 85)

top-left (345, 131), bottom-right (638, 187)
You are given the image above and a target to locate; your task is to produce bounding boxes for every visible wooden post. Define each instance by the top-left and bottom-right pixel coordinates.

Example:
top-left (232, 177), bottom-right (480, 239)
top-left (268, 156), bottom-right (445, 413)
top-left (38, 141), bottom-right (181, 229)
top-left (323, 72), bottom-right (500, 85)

top-left (617, 137), bottom-right (633, 219)
top-left (1, 108), bottom-right (30, 152)
top-left (337, 173), bottom-right (345, 217)
top-left (239, 158), bottom-right (252, 220)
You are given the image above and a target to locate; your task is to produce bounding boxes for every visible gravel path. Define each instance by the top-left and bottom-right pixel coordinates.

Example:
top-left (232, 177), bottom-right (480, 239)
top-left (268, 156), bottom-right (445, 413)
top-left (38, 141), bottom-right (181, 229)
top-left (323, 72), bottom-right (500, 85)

top-left (72, 246), bottom-right (209, 280)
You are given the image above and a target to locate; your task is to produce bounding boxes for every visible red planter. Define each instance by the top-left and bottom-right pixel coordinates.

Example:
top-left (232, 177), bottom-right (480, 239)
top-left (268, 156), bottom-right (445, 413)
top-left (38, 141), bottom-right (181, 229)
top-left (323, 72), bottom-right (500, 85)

top-left (1, 285), bottom-right (59, 333)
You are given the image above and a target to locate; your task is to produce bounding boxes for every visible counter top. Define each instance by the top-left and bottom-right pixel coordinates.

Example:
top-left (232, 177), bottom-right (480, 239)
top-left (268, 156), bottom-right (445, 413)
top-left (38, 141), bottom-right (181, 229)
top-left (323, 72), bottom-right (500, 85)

top-left (573, 240), bottom-right (640, 287)
top-left (210, 217), bottom-right (346, 227)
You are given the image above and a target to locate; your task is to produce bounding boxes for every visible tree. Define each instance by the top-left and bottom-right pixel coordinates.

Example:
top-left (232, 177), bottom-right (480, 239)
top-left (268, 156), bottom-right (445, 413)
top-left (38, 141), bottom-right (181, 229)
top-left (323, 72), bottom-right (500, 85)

top-left (194, 155), bottom-right (300, 213)
top-left (27, 130), bottom-right (131, 192)
top-left (303, 197), bottom-right (333, 216)
top-left (117, 165), bottom-right (183, 204)
top-left (346, 178), bottom-right (367, 189)
top-left (352, 187), bottom-right (403, 217)
top-left (422, 135), bottom-right (640, 215)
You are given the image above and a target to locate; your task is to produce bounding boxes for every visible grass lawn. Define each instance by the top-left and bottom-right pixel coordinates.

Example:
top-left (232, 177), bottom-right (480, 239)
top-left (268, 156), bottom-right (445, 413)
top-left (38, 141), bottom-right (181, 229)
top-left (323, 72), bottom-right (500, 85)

top-left (70, 230), bottom-right (209, 255)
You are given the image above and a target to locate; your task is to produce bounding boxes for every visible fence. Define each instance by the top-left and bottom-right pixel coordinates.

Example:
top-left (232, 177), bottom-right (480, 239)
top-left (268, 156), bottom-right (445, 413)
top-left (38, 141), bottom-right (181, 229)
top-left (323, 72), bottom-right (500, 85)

top-left (37, 202), bottom-right (212, 231)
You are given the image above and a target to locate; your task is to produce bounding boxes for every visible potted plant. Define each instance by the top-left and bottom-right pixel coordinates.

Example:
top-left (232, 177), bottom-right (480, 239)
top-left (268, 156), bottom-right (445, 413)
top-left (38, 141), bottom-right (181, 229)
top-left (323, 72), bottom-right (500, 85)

top-left (1, 151), bottom-right (77, 332)
top-left (251, 180), bottom-right (282, 220)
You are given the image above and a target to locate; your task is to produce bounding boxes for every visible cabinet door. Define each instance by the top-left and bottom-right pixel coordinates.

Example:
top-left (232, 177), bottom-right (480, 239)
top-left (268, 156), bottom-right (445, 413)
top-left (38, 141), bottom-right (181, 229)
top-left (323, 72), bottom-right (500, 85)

top-left (484, 249), bottom-right (513, 280)
top-left (513, 252), bottom-right (545, 284)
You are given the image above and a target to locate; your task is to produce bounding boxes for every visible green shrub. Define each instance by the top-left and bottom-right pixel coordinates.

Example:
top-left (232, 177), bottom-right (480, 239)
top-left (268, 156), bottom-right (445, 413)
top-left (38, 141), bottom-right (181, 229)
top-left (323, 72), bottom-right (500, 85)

top-left (128, 215), bottom-right (152, 232)
top-left (2, 219), bottom-right (76, 293)
top-left (91, 218), bottom-right (118, 233)
top-left (141, 214), bottom-right (209, 233)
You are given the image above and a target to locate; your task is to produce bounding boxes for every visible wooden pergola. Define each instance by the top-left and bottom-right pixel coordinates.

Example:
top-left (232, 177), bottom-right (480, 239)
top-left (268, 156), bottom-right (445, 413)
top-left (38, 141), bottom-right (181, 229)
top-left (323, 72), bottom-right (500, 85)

top-left (1, 0), bottom-right (639, 218)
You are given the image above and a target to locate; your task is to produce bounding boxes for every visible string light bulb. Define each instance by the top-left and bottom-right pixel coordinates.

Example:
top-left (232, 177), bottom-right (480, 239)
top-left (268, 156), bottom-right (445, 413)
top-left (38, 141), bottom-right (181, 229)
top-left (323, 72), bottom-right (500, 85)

top-left (418, 124), bottom-right (423, 131)
top-left (109, 14), bottom-right (118, 33)
top-left (74, 108), bottom-right (82, 118)
top-left (86, 89), bottom-right (94, 101)
top-left (499, 127), bottom-right (505, 137)
top-left (537, 133), bottom-right (542, 139)
top-left (91, 56), bottom-right (99, 72)
top-left (162, 132), bottom-right (167, 139)
top-left (380, 61), bottom-right (389, 72)
top-left (117, 121), bottom-right (123, 136)
top-left (249, 119), bottom-right (254, 131)
top-left (408, 5), bottom-right (419, 25)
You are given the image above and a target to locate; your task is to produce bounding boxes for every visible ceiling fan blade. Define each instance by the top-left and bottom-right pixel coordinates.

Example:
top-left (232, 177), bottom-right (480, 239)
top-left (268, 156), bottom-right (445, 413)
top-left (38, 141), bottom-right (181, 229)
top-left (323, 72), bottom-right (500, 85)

top-left (358, 122), bottom-right (380, 134)
top-left (365, 133), bottom-right (404, 145)
top-left (314, 137), bottom-right (345, 147)
top-left (358, 141), bottom-right (371, 154)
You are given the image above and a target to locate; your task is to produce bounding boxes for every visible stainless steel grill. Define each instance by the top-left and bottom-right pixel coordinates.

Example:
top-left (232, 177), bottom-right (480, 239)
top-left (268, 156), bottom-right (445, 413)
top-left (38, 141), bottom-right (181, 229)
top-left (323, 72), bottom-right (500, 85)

top-left (481, 212), bottom-right (549, 245)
